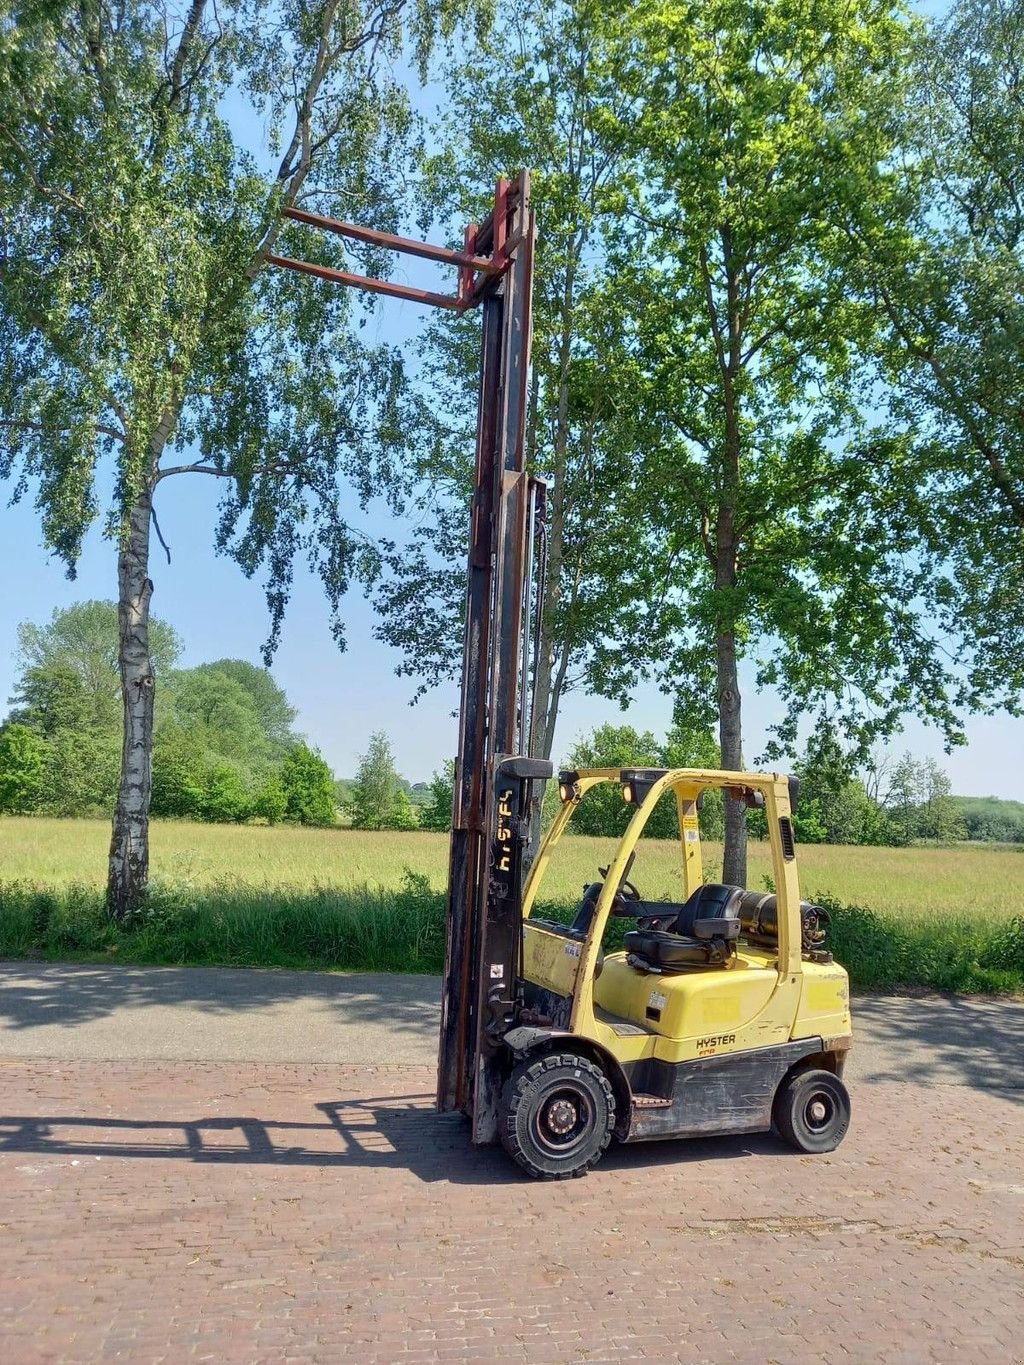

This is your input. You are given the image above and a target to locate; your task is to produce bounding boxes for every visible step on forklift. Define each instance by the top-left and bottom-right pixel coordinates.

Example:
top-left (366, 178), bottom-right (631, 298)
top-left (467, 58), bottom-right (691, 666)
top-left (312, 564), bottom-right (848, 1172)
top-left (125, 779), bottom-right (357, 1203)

top-left (272, 172), bottom-right (852, 1180)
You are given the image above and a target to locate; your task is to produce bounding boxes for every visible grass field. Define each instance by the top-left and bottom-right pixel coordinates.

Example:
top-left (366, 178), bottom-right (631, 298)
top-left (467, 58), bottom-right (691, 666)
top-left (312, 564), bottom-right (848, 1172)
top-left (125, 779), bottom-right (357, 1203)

top-left (1, 816), bottom-right (1022, 994)
top-left (1, 815), bottom-right (1023, 919)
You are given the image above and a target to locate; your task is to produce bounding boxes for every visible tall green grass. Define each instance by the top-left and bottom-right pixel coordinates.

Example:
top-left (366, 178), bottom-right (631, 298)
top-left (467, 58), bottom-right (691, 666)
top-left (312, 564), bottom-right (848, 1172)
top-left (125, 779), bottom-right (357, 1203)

top-left (818, 896), bottom-right (1024, 996)
top-left (0, 871), bottom-right (446, 973)
top-left (3, 816), bottom-right (1023, 920)
top-left (1, 875), bottom-right (1021, 995)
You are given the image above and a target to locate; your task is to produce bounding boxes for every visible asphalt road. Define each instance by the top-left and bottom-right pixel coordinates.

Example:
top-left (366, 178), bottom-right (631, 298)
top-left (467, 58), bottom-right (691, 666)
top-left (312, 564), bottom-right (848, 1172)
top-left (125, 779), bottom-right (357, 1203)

top-left (1, 960), bottom-right (1021, 1091)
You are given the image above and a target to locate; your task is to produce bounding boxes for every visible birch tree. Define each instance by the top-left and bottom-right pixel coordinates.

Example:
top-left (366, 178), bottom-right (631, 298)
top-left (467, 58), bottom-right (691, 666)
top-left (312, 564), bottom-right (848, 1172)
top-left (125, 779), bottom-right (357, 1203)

top-left (0, 0), bottom-right (477, 915)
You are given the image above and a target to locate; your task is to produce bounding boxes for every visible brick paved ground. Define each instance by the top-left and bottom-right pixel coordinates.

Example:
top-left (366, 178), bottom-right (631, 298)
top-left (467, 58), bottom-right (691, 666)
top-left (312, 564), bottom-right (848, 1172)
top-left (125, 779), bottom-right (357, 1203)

top-left (0, 1060), bottom-right (1021, 1363)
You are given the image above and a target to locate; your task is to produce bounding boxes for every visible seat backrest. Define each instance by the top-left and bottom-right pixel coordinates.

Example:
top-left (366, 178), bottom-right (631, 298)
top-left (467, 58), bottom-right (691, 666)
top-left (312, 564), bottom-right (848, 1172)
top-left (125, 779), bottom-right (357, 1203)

top-left (674, 883), bottom-right (744, 940)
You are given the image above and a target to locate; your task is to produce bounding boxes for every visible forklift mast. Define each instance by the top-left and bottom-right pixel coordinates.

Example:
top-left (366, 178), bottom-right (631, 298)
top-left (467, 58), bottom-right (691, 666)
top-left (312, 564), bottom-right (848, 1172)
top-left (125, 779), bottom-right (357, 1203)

top-left (269, 173), bottom-right (546, 1144)
top-left (434, 178), bottom-right (551, 1142)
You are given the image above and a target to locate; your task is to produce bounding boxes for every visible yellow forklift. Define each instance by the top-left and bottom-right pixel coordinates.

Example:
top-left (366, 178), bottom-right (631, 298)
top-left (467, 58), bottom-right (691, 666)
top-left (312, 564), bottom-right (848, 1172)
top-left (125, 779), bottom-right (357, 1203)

top-left (405, 173), bottom-right (855, 1179)
top-left (273, 172), bottom-right (852, 1179)
top-left (502, 765), bottom-right (853, 1178)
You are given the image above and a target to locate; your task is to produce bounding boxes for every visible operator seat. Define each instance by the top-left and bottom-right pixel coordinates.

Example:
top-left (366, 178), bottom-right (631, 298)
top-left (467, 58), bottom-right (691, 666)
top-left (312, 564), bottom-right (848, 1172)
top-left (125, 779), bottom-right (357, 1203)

top-left (623, 883), bottom-right (743, 971)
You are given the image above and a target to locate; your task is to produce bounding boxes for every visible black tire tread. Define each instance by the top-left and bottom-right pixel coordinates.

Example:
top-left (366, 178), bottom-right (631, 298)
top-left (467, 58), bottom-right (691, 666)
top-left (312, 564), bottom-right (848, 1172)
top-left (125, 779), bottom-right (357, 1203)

top-left (773, 1067), bottom-right (851, 1153)
top-left (500, 1051), bottom-right (615, 1180)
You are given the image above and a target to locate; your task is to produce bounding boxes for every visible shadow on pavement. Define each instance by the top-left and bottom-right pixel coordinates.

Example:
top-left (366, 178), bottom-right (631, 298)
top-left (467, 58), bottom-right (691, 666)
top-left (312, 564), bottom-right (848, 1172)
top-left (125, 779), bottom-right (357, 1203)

top-left (849, 992), bottom-right (1024, 1094)
top-left (0, 961), bottom-right (439, 1038)
top-left (2, 963), bottom-right (1022, 1094)
top-left (0, 1092), bottom-right (782, 1185)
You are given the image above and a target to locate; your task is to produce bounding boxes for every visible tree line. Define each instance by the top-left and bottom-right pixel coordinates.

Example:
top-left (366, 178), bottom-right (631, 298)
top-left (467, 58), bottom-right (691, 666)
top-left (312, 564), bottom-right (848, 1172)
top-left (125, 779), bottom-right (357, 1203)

top-left (0, 602), bottom-right (337, 825)
top-left (3, 605), bottom-right (1016, 846)
top-left (1, 0), bottom-right (1022, 912)
top-left (561, 722), bottom-right (998, 848)
top-left (343, 719), bottom-right (1010, 846)
top-left (0, 601), bottom-right (454, 831)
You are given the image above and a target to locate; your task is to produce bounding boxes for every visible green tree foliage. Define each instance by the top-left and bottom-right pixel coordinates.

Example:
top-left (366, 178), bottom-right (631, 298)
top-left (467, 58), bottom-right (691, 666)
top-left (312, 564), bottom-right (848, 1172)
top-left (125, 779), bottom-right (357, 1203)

top-left (955, 796), bottom-right (1024, 844)
top-left (7, 600), bottom-right (174, 814)
top-left (281, 744), bottom-right (337, 827)
top-left (201, 765), bottom-right (255, 824)
top-left (5, 601), bottom-right (312, 824)
top-left (0, 0), bottom-right (480, 914)
top-left (165, 669), bottom-right (276, 769)
top-left (885, 753), bottom-right (924, 846)
top-left (150, 728), bottom-right (207, 820)
top-left (45, 729), bottom-right (122, 817)
top-left (562, 721), bottom-right (723, 842)
top-left (565, 724), bottom-right (672, 840)
top-left (0, 723), bottom-right (51, 813)
top-left (349, 731), bottom-right (417, 830)
top-left (881, 752), bottom-right (966, 845)
top-left (591, 0), bottom-right (968, 888)
top-left (152, 661), bottom-right (312, 822)
top-left (789, 725), bottom-right (887, 847)
top-left (917, 758), bottom-right (967, 843)
top-left (187, 661), bottom-right (297, 753)
top-left (388, 788), bottom-right (419, 832)
top-left (12, 601), bottom-right (180, 732)
top-left (838, 0), bottom-right (1024, 749)
top-left (252, 777), bottom-right (288, 825)
top-left (419, 763), bottom-right (455, 833)
top-left (662, 710), bottom-right (724, 840)
top-left (10, 663), bottom-right (95, 738)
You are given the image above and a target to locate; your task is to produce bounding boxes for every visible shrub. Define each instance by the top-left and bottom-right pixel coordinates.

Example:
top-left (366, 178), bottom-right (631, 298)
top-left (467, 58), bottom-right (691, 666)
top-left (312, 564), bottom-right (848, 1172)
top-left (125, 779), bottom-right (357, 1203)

top-left (252, 778), bottom-right (288, 824)
top-left (817, 893), bottom-right (1022, 995)
top-left (282, 744), bottom-right (337, 827)
top-left (200, 765), bottom-right (254, 823)
top-left (418, 766), bottom-right (454, 832)
top-left (0, 724), bottom-right (51, 813)
top-left (379, 788), bottom-right (418, 831)
top-left (981, 915), bottom-right (1024, 974)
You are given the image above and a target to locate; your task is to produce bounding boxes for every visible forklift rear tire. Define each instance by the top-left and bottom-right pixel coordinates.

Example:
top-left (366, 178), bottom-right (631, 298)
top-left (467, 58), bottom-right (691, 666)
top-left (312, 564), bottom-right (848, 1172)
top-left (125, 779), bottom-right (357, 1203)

top-left (773, 1068), bottom-right (851, 1153)
top-left (500, 1052), bottom-right (615, 1180)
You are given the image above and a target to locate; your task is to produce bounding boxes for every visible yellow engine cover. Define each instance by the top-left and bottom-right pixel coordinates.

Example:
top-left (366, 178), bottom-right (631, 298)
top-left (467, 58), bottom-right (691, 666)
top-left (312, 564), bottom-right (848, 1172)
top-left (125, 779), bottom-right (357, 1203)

top-left (587, 950), bottom-right (851, 1067)
top-left (793, 958), bottom-right (852, 1043)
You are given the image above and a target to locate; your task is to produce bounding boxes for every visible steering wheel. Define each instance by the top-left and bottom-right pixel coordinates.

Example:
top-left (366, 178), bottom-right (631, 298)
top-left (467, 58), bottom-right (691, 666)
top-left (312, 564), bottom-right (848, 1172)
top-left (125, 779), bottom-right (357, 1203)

top-left (598, 860), bottom-right (642, 916)
top-left (570, 854), bottom-right (642, 935)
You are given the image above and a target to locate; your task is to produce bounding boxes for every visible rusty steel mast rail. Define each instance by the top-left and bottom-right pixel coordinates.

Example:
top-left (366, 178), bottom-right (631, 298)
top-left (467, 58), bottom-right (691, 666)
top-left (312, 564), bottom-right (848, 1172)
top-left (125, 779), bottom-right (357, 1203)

top-left (269, 173), bottom-right (541, 1143)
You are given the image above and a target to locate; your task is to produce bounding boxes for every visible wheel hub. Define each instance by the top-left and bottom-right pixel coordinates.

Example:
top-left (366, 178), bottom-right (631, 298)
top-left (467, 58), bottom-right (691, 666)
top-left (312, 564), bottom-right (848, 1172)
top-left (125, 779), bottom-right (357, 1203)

top-left (805, 1093), bottom-right (834, 1131)
top-left (546, 1098), bottom-right (578, 1135)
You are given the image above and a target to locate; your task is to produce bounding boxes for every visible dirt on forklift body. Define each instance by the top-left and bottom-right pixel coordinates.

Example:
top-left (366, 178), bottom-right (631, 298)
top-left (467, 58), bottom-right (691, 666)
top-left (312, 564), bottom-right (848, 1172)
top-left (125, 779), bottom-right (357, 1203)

top-left (490, 764), bottom-right (853, 1179)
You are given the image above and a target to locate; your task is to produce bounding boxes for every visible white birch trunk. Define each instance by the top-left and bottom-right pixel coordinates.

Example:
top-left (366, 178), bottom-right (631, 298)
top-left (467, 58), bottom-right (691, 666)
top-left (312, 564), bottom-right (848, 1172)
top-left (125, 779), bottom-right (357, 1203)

top-left (106, 485), bottom-right (155, 918)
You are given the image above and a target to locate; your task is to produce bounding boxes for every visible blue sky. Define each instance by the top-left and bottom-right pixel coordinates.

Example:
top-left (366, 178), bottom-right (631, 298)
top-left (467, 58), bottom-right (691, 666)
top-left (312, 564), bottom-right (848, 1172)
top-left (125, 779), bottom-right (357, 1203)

top-left (2, 0), bottom-right (1022, 798)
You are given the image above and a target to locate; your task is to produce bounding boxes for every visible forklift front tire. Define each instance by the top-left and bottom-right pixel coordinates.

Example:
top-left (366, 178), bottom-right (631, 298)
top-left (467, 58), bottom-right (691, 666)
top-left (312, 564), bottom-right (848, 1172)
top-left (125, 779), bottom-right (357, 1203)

top-left (773, 1067), bottom-right (851, 1154)
top-left (500, 1052), bottom-right (615, 1180)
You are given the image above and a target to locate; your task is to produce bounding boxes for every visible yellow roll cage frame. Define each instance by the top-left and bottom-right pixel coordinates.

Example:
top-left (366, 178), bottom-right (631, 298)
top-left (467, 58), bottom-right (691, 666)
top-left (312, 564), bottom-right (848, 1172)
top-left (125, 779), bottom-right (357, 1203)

top-left (521, 768), bottom-right (804, 1025)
